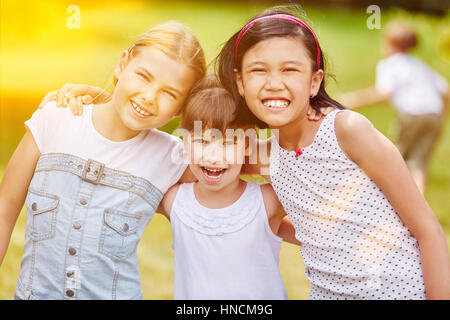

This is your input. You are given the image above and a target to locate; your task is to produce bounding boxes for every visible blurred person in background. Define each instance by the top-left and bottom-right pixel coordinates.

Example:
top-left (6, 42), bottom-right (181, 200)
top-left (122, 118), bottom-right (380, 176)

top-left (339, 20), bottom-right (448, 194)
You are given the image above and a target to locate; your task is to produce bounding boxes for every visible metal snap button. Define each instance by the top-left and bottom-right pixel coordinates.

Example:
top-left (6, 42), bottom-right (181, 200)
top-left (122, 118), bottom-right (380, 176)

top-left (68, 248), bottom-right (77, 256)
top-left (67, 271), bottom-right (74, 278)
top-left (73, 222), bottom-right (81, 230)
top-left (123, 223), bottom-right (129, 232)
top-left (31, 202), bottom-right (38, 211)
top-left (66, 290), bottom-right (74, 297)
top-left (80, 198), bottom-right (88, 205)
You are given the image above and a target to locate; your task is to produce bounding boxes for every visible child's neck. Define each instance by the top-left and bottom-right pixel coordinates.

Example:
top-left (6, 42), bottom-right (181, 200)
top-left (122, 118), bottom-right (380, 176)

top-left (387, 47), bottom-right (407, 57)
top-left (194, 178), bottom-right (247, 209)
top-left (275, 112), bottom-right (323, 151)
top-left (92, 101), bottom-right (142, 142)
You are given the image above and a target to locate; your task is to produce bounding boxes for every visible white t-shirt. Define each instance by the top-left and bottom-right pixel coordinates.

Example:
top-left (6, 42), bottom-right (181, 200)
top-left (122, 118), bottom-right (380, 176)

top-left (376, 53), bottom-right (448, 115)
top-left (25, 102), bottom-right (187, 194)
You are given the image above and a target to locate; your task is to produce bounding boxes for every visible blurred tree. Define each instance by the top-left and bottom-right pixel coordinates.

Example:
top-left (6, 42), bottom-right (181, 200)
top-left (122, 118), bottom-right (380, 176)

top-left (187, 0), bottom-right (449, 15)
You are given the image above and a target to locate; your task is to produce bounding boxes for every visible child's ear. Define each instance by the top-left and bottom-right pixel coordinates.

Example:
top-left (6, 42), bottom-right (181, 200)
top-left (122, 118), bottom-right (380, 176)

top-left (114, 50), bottom-right (130, 83)
top-left (234, 69), bottom-right (245, 97)
top-left (310, 69), bottom-right (324, 98)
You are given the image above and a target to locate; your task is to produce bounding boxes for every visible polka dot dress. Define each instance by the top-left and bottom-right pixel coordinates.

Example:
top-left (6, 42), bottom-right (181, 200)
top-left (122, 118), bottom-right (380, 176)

top-left (270, 110), bottom-right (426, 300)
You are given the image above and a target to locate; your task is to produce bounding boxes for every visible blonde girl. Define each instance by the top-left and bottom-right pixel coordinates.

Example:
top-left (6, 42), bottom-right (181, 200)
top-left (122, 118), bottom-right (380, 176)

top-left (0, 21), bottom-right (206, 299)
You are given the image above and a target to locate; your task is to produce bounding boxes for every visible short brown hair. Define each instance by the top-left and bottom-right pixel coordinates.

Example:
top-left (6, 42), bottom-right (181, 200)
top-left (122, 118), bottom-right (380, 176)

top-left (180, 74), bottom-right (254, 132)
top-left (384, 21), bottom-right (418, 52)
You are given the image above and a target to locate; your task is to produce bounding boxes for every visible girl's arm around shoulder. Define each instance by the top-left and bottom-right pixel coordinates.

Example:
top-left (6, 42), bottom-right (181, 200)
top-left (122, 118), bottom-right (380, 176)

top-left (335, 111), bottom-right (450, 299)
top-left (39, 83), bottom-right (111, 115)
top-left (260, 184), bottom-right (300, 246)
top-left (157, 183), bottom-right (181, 221)
top-left (0, 130), bottom-right (41, 265)
top-left (277, 217), bottom-right (301, 246)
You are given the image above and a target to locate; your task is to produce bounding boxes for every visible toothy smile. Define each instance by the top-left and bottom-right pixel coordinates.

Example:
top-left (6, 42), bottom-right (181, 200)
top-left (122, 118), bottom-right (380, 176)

top-left (201, 166), bottom-right (227, 183)
top-left (131, 100), bottom-right (153, 117)
top-left (262, 99), bottom-right (290, 110)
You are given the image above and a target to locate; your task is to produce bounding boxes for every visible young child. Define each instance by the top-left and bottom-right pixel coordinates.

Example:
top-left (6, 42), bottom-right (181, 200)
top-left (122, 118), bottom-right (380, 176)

top-left (339, 20), bottom-right (449, 194)
top-left (157, 75), bottom-right (297, 299)
top-left (0, 21), bottom-right (207, 299)
top-left (216, 8), bottom-right (450, 299)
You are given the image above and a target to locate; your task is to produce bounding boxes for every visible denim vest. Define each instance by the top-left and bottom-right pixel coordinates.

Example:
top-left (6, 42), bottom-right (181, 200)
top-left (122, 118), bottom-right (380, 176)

top-left (14, 153), bottom-right (163, 300)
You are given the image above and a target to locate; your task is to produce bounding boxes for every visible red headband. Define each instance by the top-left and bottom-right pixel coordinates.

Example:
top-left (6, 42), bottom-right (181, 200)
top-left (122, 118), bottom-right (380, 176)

top-left (234, 14), bottom-right (321, 68)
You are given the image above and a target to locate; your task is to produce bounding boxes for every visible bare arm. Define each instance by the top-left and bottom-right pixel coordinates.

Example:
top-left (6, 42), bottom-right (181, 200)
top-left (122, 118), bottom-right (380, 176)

top-left (260, 183), bottom-right (301, 245)
top-left (336, 111), bottom-right (450, 299)
top-left (277, 216), bottom-right (301, 246)
top-left (0, 131), bottom-right (41, 265)
top-left (338, 86), bottom-right (391, 109)
top-left (156, 184), bottom-right (181, 221)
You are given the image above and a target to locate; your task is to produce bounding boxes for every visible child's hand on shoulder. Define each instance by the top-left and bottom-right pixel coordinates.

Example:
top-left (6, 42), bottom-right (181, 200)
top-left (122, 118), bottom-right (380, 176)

top-left (306, 105), bottom-right (335, 121)
top-left (38, 83), bottom-right (111, 115)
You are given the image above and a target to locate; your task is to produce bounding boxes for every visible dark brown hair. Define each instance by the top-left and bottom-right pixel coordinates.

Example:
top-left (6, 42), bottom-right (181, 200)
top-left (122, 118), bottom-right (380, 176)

top-left (215, 8), bottom-right (345, 129)
top-left (180, 74), bottom-right (254, 132)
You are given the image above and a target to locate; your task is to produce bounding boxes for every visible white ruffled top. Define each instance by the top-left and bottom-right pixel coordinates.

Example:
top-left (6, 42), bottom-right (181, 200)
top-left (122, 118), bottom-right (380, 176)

top-left (171, 182), bottom-right (259, 236)
top-left (170, 182), bottom-right (287, 300)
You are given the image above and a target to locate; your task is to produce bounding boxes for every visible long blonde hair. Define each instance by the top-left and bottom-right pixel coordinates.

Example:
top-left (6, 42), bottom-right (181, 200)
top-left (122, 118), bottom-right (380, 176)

top-left (114, 21), bottom-right (206, 85)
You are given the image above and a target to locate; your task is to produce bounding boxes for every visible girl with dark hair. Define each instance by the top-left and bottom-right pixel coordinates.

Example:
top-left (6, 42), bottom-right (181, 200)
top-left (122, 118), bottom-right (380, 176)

top-left (216, 8), bottom-right (344, 129)
top-left (216, 8), bottom-right (449, 300)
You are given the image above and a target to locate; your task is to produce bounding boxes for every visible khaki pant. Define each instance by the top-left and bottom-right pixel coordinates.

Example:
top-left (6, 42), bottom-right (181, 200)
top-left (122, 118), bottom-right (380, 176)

top-left (395, 113), bottom-right (443, 192)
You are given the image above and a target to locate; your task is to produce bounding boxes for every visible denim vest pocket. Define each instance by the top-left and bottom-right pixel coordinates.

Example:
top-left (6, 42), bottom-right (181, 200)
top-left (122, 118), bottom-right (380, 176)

top-left (99, 209), bottom-right (143, 261)
top-left (14, 278), bottom-right (37, 300)
top-left (25, 189), bottom-right (59, 242)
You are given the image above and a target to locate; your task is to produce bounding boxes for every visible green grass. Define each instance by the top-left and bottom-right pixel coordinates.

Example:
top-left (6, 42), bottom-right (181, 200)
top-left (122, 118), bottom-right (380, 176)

top-left (0, 1), bottom-right (449, 299)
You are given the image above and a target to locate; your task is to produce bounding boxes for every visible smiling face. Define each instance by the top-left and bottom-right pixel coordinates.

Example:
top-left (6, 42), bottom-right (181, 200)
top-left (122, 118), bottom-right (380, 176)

top-left (235, 36), bottom-right (323, 129)
top-left (111, 46), bottom-right (197, 131)
top-left (186, 128), bottom-right (248, 191)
